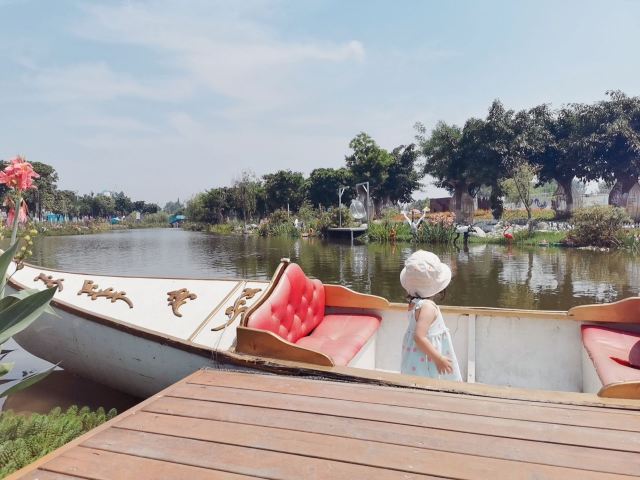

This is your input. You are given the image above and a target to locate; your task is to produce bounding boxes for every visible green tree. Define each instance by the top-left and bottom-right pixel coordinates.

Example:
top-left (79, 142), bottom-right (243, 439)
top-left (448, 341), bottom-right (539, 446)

top-left (113, 192), bottom-right (133, 216)
top-left (163, 199), bottom-right (184, 215)
top-left (381, 144), bottom-right (422, 205)
top-left (91, 194), bottom-right (116, 217)
top-left (141, 203), bottom-right (160, 214)
top-left (262, 170), bottom-right (306, 212)
top-left (306, 167), bottom-right (353, 209)
top-left (345, 132), bottom-right (394, 216)
top-left (416, 119), bottom-right (490, 222)
top-left (527, 104), bottom-right (593, 214)
top-left (52, 190), bottom-right (78, 217)
top-left (500, 160), bottom-right (540, 231)
top-left (582, 91), bottom-right (640, 205)
top-left (232, 170), bottom-right (260, 224)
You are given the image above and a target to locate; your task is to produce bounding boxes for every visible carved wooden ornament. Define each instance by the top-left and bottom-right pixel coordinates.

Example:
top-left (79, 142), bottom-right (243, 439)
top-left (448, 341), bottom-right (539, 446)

top-left (211, 287), bottom-right (262, 332)
top-left (77, 280), bottom-right (133, 309)
top-left (34, 273), bottom-right (64, 292)
top-left (167, 289), bottom-right (197, 317)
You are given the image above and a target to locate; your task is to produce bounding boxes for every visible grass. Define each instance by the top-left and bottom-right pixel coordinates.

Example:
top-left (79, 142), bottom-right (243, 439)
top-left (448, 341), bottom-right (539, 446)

top-left (470, 230), bottom-right (568, 246)
top-left (0, 406), bottom-right (117, 478)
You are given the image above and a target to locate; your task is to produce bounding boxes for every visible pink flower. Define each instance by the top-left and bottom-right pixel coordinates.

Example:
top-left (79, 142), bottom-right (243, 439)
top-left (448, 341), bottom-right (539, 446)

top-left (0, 156), bottom-right (39, 191)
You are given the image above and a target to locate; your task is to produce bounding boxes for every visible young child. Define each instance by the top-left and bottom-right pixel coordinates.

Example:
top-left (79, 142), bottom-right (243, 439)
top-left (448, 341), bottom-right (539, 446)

top-left (400, 250), bottom-right (462, 381)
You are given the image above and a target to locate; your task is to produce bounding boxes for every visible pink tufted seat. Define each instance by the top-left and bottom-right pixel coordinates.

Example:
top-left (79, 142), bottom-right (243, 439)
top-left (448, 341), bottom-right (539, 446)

top-left (246, 263), bottom-right (380, 366)
top-left (582, 325), bottom-right (640, 386)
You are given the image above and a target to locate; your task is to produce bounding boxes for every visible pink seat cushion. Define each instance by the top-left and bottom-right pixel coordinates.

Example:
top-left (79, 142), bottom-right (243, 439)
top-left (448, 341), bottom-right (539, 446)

top-left (295, 314), bottom-right (380, 366)
top-left (582, 325), bottom-right (640, 385)
top-left (247, 263), bottom-right (325, 343)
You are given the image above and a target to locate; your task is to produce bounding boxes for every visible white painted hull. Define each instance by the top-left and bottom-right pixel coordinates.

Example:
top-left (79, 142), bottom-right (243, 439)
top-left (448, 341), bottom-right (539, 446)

top-left (13, 302), bottom-right (223, 397)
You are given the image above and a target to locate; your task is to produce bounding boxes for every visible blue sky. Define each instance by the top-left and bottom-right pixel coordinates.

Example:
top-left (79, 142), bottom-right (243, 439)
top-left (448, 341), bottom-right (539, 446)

top-left (1, 0), bottom-right (639, 204)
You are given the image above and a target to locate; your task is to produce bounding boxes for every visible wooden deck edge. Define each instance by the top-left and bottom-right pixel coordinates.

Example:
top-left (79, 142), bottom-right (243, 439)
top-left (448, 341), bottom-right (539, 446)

top-left (221, 355), bottom-right (640, 410)
top-left (4, 370), bottom-right (206, 480)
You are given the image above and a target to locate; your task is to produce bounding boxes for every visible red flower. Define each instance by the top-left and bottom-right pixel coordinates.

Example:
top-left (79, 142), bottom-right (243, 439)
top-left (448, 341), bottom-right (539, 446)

top-left (0, 156), bottom-right (39, 191)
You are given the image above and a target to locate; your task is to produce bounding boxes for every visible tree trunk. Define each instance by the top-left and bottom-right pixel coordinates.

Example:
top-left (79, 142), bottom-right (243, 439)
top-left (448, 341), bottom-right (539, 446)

top-left (451, 184), bottom-right (474, 223)
top-left (609, 176), bottom-right (638, 208)
top-left (556, 178), bottom-right (574, 216)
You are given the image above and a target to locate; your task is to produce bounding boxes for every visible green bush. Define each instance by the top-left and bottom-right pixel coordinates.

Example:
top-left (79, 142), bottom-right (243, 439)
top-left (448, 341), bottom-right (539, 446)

top-left (0, 406), bottom-right (117, 477)
top-left (569, 206), bottom-right (630, 247)
top-left (330, 207), bottom-right (353, 227)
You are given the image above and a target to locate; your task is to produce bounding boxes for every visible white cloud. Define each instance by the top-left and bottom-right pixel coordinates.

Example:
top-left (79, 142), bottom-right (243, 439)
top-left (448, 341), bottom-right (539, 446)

top-left (28, 62), bottom-right (192, 103)
top-left (73, 2), bottom-right (364, 109)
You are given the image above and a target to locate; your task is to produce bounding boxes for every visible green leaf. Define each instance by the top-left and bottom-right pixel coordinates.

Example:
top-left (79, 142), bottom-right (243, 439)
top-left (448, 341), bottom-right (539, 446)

top-left (2, 288), bottom-right (60, 317)
top-left (0, 242), bottom-right (20, 281)
top-left (0, 362), bottom-right (14, 377)
top-left (0, 365), bottom-right (55, 398)
top-left (0, 287), bottom-right (57, 344)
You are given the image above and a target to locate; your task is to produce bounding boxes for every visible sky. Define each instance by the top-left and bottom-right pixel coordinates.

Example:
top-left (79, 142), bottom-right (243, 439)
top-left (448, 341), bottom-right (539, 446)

top-left (1, 0), bottom-right (640, 206)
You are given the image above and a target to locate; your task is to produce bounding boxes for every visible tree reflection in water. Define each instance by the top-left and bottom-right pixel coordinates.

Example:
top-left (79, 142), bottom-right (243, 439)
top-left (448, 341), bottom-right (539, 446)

top-left (31, 229), bottom-right (640, 310)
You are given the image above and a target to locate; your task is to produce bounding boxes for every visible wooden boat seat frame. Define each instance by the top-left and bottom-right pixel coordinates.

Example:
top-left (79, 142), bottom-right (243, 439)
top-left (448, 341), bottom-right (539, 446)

top-left (235, 259), bottom-right (382, 366)
top-left (569, 297), bottom-right (640, 398)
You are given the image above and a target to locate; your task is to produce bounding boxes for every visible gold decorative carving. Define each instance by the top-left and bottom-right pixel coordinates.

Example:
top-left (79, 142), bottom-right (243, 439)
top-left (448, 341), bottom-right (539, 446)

top-left (167, 289), bottom-right (197, 317)
top-left (77, 280), bottom-right (133, 309)
top-left (34, 273), bottom-right (64, 291)
top-left (211, 287), bottom-right (262, 331)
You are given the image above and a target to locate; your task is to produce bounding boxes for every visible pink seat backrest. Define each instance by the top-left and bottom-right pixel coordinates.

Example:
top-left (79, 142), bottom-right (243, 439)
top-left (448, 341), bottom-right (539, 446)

top-left (247, 263), bottom-right (325, 343)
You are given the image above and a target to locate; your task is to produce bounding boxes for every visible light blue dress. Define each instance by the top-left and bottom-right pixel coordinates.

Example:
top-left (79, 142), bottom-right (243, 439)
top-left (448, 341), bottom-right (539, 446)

top-left (401, 298), bottom-right (462, 381)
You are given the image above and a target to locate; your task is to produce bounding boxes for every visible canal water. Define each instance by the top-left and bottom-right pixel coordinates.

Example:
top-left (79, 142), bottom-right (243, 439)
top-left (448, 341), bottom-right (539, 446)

top-left (3, 228), bottom-right (640, 413)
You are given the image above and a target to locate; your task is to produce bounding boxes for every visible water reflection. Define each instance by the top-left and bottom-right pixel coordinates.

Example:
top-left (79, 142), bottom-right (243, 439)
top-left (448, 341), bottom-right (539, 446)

top-left (30, 229), bottom-right (640, 309)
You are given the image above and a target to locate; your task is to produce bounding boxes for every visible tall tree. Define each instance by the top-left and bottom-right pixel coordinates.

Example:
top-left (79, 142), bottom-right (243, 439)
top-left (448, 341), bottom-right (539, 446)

top-left (262, 170), bottom-right (306, 212)
top-left (526, 104), bottom-right (593, 215)
top-left (582, 91), bottom-right (640, 206)
top-left (381, 144), bottom-right (422, 205)
top-left (306, 167), bottom-right (353, 209)
top-left (113, 191), bottom-right (133, 216)
top-left (232, 170), bottom-right (260, 224)
top-left (345, 132), bottom-right (394, 215)
top-left (416, 118), bottom-right (491, 222)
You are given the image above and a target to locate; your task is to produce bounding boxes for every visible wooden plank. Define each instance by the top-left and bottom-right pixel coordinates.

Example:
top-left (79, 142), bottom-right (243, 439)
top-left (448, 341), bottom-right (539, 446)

top-left (323, 284), bottom-right (390, 309)
top-left (114, 412), bottom-right (628, 480)
top-left (168, 383), bottom-right (640, 453)
top-left (568, 297), bottom-right (640, 323)
top-left (599, 380), bottom-right (640, 400)
top-left (81, 429), bottom-right (437, 480)
top-left (18, 472), bottom-right (84, 480)
top-left (39, 447), bottom-right (256, 480)
top-left (188, 371), bottom-right (640, 431)
top-left (142, 401), bottom-right (640, 476)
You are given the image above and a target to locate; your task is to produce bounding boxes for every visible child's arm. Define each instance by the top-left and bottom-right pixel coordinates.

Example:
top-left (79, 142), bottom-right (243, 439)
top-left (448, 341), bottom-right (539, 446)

top-left (414, 303), bottom-right (454, 375)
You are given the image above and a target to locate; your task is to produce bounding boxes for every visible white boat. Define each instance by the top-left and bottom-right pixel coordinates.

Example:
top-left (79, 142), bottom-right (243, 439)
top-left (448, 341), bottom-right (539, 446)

top-left (10, 258), bottom-right (640, 406)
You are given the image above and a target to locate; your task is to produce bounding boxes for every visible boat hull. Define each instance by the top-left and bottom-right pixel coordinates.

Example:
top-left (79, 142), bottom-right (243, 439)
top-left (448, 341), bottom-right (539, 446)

top-left (13, 302), bottom-right (228, 398)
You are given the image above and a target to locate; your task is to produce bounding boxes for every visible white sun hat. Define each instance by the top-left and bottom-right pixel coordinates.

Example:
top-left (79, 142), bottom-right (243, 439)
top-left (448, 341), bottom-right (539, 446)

top-left (400, 250), bottom-right (452, 299)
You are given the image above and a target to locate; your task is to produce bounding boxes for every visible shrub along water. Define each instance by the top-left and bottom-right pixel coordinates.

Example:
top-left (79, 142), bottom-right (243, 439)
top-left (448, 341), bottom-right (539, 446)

top-left (568, 206), bottom-right (630, 248)
top-left (0, 406), bottom-right (117, 477)
top-left (366, 212), bottom-right (456, 244)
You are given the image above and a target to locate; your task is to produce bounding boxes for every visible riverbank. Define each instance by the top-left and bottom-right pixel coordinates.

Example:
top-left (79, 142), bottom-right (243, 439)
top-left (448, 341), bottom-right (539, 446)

top-left (31, 221), bottom-right (171, 237)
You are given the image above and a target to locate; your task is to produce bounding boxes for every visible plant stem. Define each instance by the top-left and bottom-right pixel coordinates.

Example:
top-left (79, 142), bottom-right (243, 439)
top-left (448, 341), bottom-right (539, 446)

top-left (9, 192), bottom-right (22, 247)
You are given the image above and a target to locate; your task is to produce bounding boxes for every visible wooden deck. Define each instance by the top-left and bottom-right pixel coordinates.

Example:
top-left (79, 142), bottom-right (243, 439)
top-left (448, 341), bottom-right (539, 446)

top-left (10, 369), bottom-right (640, 479)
